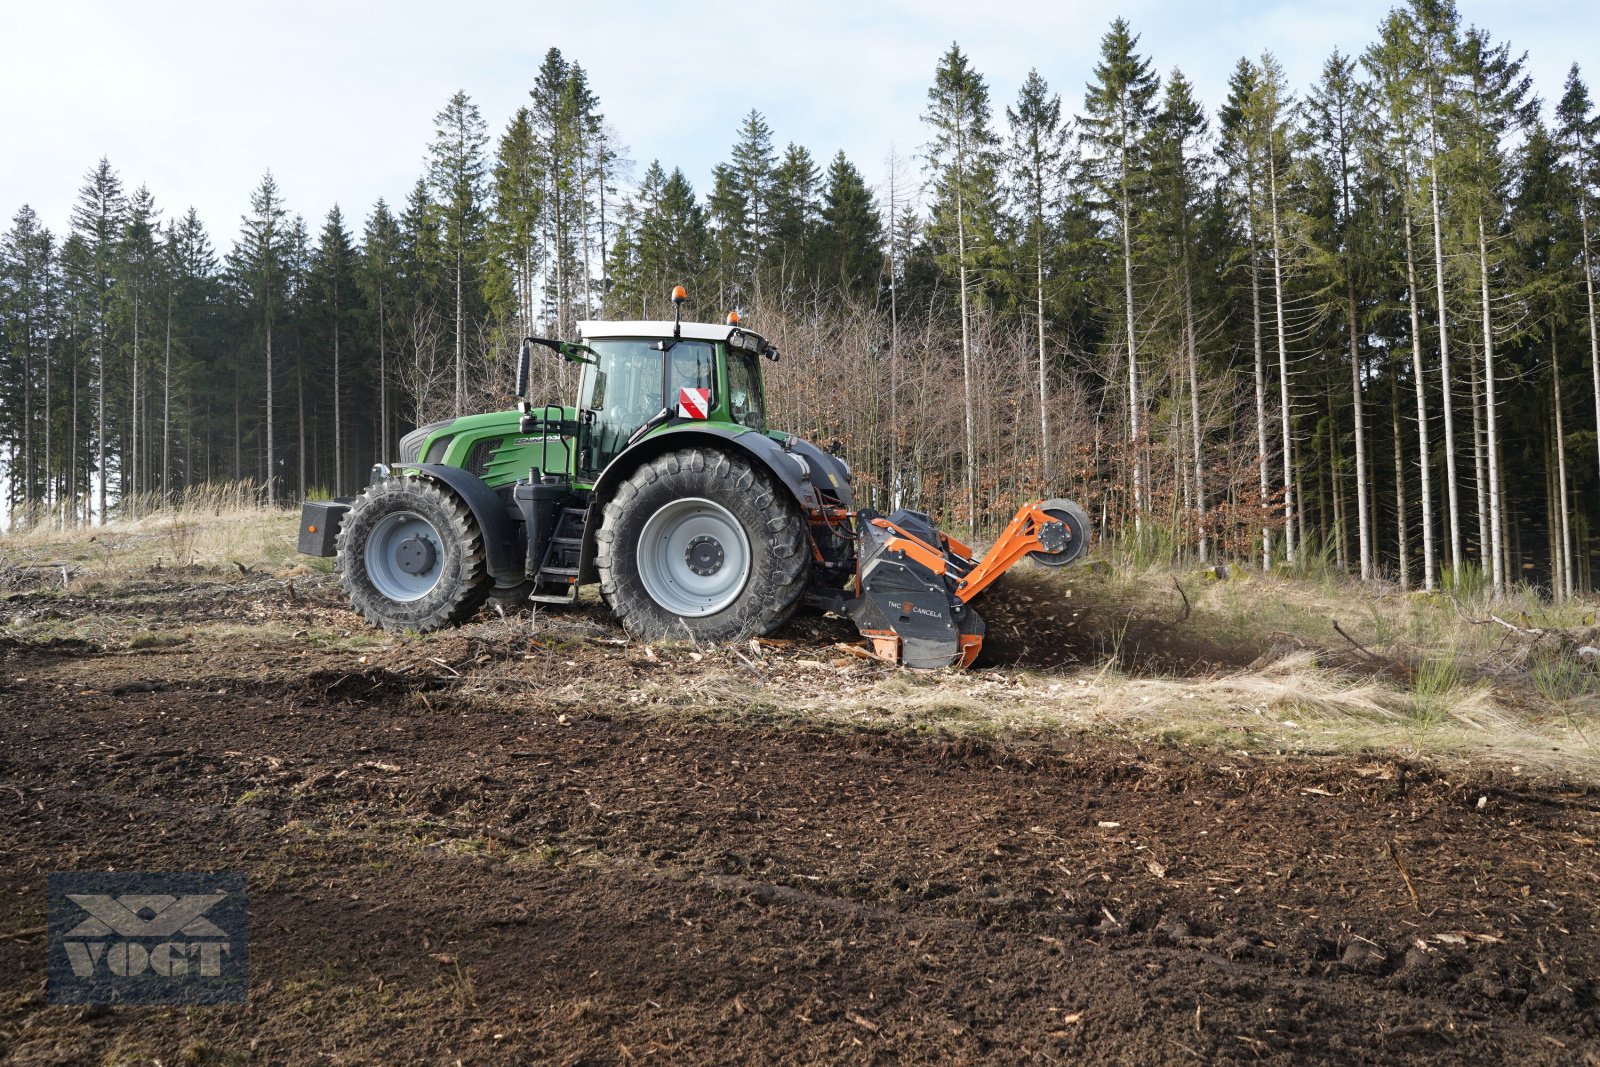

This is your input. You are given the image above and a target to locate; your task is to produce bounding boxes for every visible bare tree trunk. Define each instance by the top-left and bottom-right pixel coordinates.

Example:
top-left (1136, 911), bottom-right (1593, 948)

top-left (1037, 242), bottom-right (1051, 486)
top-left (265, 322), bottom-right (275, 501)
top-left (1267, 146), bottom-right (1295, 565)
top-left (162, 279), bottom-right (173, 501)
top-left (1121, 175), bottom-right (1143, 532)
top-left (130, 289), bottom-right (140, 516)
top-left (454, 249), bottom-right (465, 415)
top-left (21, 301), bottom-right (32, 516)
top-left (95, 293), bottom-right (106, 524)
top-left (1429, 112), bottom-right (1463, 576)
top-left (296, 365), bottom-right (306, 502)
top-left (1477, 217), bottom-right (1504, 598)
top-left (1392, 359), bottom-right (1409, 589)
top-left (333, 276), bottom-right (343, 496)
top-left (1348, 281), bottom-right (1372, 579)
top-left (1579, 179), bottom-right (1600, 564)
top-left (378, 287), bottom-right (390, 464)
top-left (1184, 262), bottom-right (1206, 561)
top-left (955, 137), bottom-right (977, 530)
top-left (1250, 227), bottom-right (1271, 568)
top-left (1402, 201), bottom-right (1436, 590)
top-left (1553, 330), bottom-right (1573, 599)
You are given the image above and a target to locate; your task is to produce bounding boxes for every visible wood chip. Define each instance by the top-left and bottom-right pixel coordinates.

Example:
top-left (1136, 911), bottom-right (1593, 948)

top-left (846, 1011), bottom-right (879, 1033)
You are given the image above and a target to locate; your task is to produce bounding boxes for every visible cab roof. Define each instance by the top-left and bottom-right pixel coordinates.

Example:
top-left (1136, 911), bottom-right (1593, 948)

top-left (577, 320), bottom-right (768, 347)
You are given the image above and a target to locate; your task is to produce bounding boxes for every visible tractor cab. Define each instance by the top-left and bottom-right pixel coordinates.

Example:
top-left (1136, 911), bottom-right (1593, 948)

top-left (568, 319), bottom-right (772, 476)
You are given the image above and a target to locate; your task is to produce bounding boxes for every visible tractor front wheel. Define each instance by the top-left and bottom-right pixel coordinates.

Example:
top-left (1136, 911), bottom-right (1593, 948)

top-left (596, 449), bottom-right (809, 643)
top-left (336, 477), bottom-right (492, 631)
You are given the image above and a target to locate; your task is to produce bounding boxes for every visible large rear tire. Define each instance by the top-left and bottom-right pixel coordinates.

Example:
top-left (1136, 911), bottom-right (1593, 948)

top-left (596, 448), bottom-right (810, 643)
top-left (336, 477), bottom-right (493, 631)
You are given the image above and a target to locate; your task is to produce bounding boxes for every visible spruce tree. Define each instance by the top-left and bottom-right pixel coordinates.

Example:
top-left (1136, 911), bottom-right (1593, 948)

top-left (69, 158), bottom-right (125, 522)
top-left (818, 151), bottom-right (882, 299)
top-left (1080, 20), bottom-right (1158, 527)
top-left (1005, 69), bottom-right (1069, 479)
top-left (924, 41), bottom-right (1002, 525)
top-left (227, 172), bottom-right (288, 500)
top-left (426, 91), bottom-right (489, 415)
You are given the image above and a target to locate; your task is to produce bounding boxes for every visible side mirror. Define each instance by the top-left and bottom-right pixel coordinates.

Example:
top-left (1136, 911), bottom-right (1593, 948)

top-left (515, 339), bottom-right (532, 400)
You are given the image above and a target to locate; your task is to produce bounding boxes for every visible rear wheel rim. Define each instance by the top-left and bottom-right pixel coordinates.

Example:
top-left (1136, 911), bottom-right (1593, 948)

top-left (365, 510), bottom-right (446, 601)
top-left (636, 497), bottom-right (752, 617)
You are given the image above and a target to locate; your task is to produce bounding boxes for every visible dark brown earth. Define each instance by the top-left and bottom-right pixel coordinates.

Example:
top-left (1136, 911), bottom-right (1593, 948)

top-left (2, 568), bottom-right (1598, 1064)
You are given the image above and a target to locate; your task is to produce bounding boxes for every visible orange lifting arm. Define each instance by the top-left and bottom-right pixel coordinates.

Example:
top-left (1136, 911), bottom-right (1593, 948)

top-left (952, 502), bottom-right (1061, 604)
top-left (870, 518), bottom-right (950, 576)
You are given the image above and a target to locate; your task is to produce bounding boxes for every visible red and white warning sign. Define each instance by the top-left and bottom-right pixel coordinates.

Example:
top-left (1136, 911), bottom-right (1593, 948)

top-left (677, 386), bottom-right (711, 419)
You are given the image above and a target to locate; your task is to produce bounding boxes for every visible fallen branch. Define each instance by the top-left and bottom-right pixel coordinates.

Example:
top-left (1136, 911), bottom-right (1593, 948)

top-left (1170, 577), bottom-right (1192, 626)
top-left (1332, 620), bottom-right (1383, 663)
top-left (1388, 840), bottom-right (1421, 911)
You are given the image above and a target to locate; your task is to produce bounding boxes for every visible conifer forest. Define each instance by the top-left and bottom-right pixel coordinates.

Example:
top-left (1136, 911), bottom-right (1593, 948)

top-left (4, 2), bottom-right (1600, 600)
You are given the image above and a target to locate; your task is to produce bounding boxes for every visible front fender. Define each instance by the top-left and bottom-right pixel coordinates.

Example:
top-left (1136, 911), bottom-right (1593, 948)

top-left (399, 463), bottom-right (525, 582)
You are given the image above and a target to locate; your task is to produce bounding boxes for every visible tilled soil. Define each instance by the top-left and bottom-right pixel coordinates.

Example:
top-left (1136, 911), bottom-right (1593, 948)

top-left (2, 571), bottom-right (1598, 1064)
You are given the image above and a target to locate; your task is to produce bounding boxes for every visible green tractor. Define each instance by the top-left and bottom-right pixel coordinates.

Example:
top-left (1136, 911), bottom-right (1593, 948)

top-left (298, 290), bottom-right (1091, 668)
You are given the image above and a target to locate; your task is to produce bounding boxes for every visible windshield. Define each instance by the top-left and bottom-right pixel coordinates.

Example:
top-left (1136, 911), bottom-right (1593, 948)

top-left (578, 339), bottom-right (718, 473)
top-left (726, 350), bottom-right (765, 430)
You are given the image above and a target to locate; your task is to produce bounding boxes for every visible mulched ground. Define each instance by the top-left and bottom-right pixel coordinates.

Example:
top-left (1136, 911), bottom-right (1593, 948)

top-left (1, 570), bottom-right (1597, 1064)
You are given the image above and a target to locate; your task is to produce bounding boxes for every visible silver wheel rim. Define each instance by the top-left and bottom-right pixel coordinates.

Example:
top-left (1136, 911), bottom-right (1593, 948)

top-left (364, 510), bottom-right (446, 602)
top-left (636, 497), bottom-right (752, 617)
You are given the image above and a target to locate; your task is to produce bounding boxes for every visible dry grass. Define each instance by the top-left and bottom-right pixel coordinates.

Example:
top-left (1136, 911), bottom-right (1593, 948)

top-left (0, 485), bottom-right (303, 578)
top-left (4, 500), bottom-right (1597, 778)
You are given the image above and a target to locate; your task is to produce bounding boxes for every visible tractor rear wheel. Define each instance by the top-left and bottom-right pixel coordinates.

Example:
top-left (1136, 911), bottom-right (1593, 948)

top-left (596, 448), bottom-right (809, 643)
top-left (336, 477), bottom-right (492, 631)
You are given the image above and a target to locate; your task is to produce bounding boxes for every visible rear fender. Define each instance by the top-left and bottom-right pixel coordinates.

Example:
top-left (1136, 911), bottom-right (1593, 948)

top-left (575, 425), bottom-right (826, 582)
top-left (398, 463), bottom-right (525, 582)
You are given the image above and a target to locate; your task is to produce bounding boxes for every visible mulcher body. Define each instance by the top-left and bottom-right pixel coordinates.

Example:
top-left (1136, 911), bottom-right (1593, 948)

top-left (299, 310), bottom-right (1091, 668)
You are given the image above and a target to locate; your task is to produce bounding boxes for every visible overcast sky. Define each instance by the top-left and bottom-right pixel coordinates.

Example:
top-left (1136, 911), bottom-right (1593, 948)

top-left (2, 0), bottom-right (1592, 246)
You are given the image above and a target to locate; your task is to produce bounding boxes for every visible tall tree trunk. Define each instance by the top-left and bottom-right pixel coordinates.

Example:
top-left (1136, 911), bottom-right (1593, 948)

top-left (1429, 113), bottom-right (1464, 576)
top-left (42, 278), bottom-right (52, 521)
top-left (1250, 224), bottom-right (1270, 568)
top-left (1402, 200), bottom-right (1437, 590)
top-left (1348, 281), bottom-right (1372, 579)
top-left (162, 280), bottom-right (173, 501)
top-left (1579, 176), bottom-right (1600, 558)
top-left (454, 248), bottom-right (465, 415)
top-left (265, 322), bottom-right (275, 500)
top-left (1477, 217), bottom-right (1504, 598)
top-left (333, 275), bottom-right (343, 496)
top-left (297, 365), bottom-right (306, 502)
top-left (95, 293), bottom-right (106, 524)
top-left (131, 288), bottom-right (140, 517)
top-left (1184, 260), bottom-right (1206, 561)
top-left (1121, 164), bottom-right (1143, 532)
top-left (1553, 330), bottom-right (1573, 599)
top-left (1267, 146), bottom-right (1295, 565)
top-left (378, 287), bottom-right (390, 464)
top-left (1037, 242), bottom-right (1051, 486)
top-left (955, 141), bottom-right (977, 530)
top-left (1392, 359), bottom-right (1409, 589)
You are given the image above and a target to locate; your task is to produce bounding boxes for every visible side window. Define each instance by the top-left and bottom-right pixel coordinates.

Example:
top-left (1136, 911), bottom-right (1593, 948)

top-left (667, 342), bottom-right (716, 409)
top-left (726, 352), bottom-right (766, 430)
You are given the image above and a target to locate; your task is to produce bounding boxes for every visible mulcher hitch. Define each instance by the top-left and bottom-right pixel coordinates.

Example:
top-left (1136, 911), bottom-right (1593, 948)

top-left (844, 499), bottom-right (1088, 669)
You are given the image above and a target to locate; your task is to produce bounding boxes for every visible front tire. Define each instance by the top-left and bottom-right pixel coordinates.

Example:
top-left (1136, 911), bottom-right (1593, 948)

top-left (336, 477), bottom-right (492, 631)
top-left (595, 449), bottom-right (810, 643)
